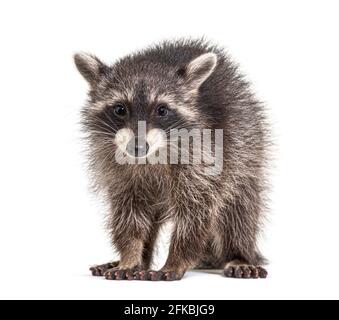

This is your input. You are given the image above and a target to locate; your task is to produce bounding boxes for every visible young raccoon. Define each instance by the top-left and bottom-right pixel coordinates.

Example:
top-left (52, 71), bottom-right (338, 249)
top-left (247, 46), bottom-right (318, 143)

top-left (74, 39), bottom-right (270, 281)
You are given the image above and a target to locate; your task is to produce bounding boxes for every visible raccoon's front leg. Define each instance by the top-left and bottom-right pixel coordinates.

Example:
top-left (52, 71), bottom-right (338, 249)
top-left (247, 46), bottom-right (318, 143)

top-left (99, 192), bottom-right (154, 280)
top-left (91, 225), bottom-right (159, 278)
top-left (159, 216), bottom-right (211, 280)
top-left (104, 225), bottom-right (161, 280)
top-left (135, 206), bottom-right (213, 281)
top-left (104, 237), bottom-right (145, 280)
top-left (90, 261), bottom-right (119, 276)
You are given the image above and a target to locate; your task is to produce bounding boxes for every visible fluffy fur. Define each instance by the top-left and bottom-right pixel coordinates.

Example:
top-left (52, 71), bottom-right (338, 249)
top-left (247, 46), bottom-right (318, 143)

top-left (74, 39), bottom-right (271, 280)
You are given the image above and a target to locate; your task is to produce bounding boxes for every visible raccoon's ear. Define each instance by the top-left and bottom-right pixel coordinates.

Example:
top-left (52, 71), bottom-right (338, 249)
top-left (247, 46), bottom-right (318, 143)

top-left (73, 52), bottom-right (108, 87)
top-left (180, 52), bottom-right (217, 90)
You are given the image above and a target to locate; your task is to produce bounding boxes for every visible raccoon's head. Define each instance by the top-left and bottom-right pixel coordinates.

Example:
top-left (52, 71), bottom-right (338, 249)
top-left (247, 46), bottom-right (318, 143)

top-left (74, 51), bottom-right (217, 161)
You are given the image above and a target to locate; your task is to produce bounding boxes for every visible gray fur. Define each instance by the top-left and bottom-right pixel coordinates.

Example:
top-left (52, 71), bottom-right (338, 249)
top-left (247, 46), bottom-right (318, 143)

top-left (75, 38), bottom-right (271, 280)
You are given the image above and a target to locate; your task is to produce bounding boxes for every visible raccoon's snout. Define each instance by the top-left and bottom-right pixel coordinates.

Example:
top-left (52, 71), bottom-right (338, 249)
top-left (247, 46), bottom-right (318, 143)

top-left (126, 137), bottom-right (150, 158)
top-left (115, 127), bottom-right (165, 159)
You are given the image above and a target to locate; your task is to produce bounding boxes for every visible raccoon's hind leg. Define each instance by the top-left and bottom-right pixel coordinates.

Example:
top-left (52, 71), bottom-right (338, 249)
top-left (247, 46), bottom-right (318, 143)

top-left (223, 260), bottom-right (267, 279)
top-left (219, 188), bottom-right (268, 279)
top-left (194, 238), bottom-right (225, 269)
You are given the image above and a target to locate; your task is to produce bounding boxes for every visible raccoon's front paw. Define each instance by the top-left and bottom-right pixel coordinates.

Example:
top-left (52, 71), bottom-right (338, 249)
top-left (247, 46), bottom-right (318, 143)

top-left (133, 270), bottom-right (184, 281)
top-left (223, 265), bottom-right (268, 279)
top-left (90, 261), bottom-right (119, 276)
top-left (104, 266), bottom-right (141, 280)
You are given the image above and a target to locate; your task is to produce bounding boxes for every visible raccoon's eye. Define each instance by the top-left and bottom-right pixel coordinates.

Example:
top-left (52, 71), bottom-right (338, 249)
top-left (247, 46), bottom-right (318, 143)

top-left (156, 104), bottom-right (168, 117)
top-left (113, 103), bottom-right (126, 117)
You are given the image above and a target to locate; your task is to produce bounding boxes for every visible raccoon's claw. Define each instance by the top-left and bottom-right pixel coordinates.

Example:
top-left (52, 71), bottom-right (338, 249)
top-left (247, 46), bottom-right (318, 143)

top-left (90, 261), bottom-right (119, 276)
top-left (100, 265), bottom-right (183, 281)
top-left (223, 265), bottom-right (267, 279)
top-left (133, 270), bottom-right (151, 280)
top-left (104, 267), bottom-right (140, 280)
top-left (133, 270), bottom-right (183, 281)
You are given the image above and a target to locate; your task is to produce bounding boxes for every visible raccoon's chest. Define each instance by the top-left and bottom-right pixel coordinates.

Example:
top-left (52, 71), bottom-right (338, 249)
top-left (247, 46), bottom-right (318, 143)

top-left (118, 165), bottom-right (171, 203)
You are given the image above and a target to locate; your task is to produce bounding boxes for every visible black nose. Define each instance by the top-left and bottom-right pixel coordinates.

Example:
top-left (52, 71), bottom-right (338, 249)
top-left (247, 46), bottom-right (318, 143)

top-left (126, 138), bottom-right (149, 157)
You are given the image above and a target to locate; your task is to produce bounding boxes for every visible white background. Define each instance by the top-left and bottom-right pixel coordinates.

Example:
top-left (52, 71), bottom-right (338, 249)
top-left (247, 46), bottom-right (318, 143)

top-left (0, 0), bottom-right (338, 300)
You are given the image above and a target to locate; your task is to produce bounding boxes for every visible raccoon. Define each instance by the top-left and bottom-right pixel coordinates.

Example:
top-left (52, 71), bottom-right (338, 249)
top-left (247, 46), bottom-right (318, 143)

top-left (74, 39), bottom-right (270, 281)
